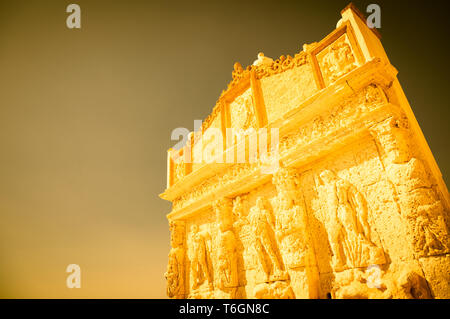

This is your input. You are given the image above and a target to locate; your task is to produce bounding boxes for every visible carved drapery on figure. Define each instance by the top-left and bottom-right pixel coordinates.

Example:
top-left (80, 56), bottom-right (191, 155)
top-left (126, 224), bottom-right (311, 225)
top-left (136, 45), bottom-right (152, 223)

top-left (189, 224), bottom-right (212, 290)
top-left (272, 168), bottom-right (310, 269)
top-left (371, 117), bottom-right (450, 258)
top-left (213, 198), bottom-right (239, 298)
top-left (317, 170), bottom-right (385, 270)
top-left (232, 196), bottom-right (247, 232)
top-left (248, 197), bottom-right (286, 282)
top-left (165, 220), bottom-right (186, 298)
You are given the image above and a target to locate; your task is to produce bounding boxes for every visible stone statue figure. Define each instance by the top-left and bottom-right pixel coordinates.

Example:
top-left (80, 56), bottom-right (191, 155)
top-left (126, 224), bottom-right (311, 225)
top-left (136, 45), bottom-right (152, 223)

top-left (388, 158), bottom-right (450, 257)
top-left (272, 168), bottom-right (309, 269)
top-left (165, 220), bottom-right (185, 298)
top-left (213, 198), bottom-right (239, 298)
top-left (318, 170), bottom-right (385, 270)
top-left (252, 52), bottom-right (273, 67)
top-left (189, 224), bottom-right (212, 289)
top-left (248, 197), bottom-right (285, 281)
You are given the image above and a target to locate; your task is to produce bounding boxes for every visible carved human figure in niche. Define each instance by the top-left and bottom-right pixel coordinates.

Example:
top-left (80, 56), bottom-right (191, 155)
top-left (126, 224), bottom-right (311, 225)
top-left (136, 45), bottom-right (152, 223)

top-left (320, 37), bottom-right (356, 85)
top-left (248, 197), bottom-right (286, 281)
top-left (213, 198), bottom-right (238, 297)
top-left (165, 220), bottom-right (185, 298)
top-left (318, 170), bottom-right (385, 270)
top-left (189, 224), bottom-right (212, 289)
top-left (371, 118), bottom-right (450, 257)
top-left (231, 62), bottom-right (244, 80)
top-left (232, 196), bottom-right (248, 232)
top-left (174, 159), bottom-right (185, 184)
top-left (254, 281), bottom-right (295, 299)
top-left (252, 52), bottom-right (273, 67)
top-left (388, 158), bottom-right (450, 256)
top-left (272, 168), bottom-right (309, 269)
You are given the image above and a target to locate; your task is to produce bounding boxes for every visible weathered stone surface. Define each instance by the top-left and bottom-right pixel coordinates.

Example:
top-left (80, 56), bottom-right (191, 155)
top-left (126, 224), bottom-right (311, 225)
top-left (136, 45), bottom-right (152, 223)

top-left (161, 3), bottom-right (450, 299)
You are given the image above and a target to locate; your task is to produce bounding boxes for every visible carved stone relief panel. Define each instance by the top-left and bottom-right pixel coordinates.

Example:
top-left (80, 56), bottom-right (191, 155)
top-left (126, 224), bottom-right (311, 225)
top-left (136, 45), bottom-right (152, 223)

top-left (316, 33), bottom-right (357, 86)
top-left (227, 183), bottom-right (300, 299)
top-left (228, 88), bottom-right (257, 131)
top-left (162, 4), bottom-right (450, 299)
top-left (316, 169), bottom-right (385, 270)
top-left (173, 157), bottom-right (186, 185)
top-left (212, 198), bottom-right (239, 298)
top-left (165, 220), bottom-right (186, 298)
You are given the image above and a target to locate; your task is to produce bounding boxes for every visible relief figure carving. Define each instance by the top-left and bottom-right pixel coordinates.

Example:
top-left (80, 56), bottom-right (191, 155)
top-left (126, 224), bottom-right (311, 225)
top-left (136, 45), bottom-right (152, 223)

top-left (371, 118), bottom-right (450, 257)
top-left (388, 158), bottom-right (450, 257)
top-left (213, 198), bottom-right (239, 298)
top-left (272, 168), bottom-right (309, 269)
top-left (317, 170), bottom-right (385, 270)
top-left (189, 224), bottom-right (212, 289)
top-left (165, 220), bottom-right (185, 298)
top-left (318, 36), bottom-right (356, 85)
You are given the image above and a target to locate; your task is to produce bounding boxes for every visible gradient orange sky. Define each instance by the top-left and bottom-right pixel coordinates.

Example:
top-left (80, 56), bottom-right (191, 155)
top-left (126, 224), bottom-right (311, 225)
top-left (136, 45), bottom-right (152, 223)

top-left (0, 0), bottom-right (449, 298)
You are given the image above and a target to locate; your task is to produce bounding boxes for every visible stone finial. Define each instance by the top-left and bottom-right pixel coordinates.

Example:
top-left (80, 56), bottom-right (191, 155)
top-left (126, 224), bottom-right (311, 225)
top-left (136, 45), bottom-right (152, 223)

top-left (252, 52), bottom-right (273, 66)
